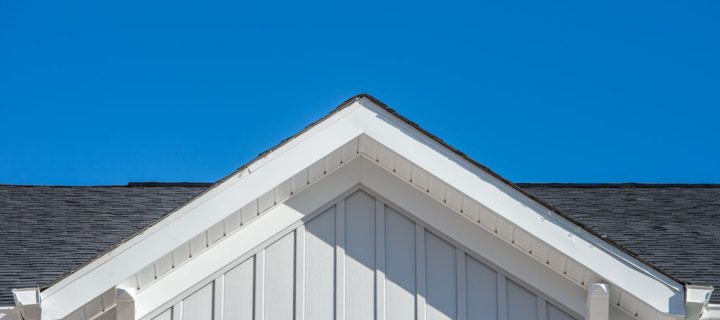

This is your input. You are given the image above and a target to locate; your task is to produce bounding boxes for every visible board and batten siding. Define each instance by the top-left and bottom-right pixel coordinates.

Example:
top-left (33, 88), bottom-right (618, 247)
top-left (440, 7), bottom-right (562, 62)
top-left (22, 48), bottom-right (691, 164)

top-left (151, 190), bottom-right (578, 320)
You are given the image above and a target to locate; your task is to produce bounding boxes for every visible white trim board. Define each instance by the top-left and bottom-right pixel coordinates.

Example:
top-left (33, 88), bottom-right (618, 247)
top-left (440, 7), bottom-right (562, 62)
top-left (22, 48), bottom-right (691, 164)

top-left (138, 157), bottom-right (585, 320)
top-left (36, 96), bottom-right (688, 320)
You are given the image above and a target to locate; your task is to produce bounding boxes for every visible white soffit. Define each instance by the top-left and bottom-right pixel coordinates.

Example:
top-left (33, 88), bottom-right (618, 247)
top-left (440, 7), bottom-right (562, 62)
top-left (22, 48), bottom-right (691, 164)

top-left (39, 95), bottom-right (685, 320)
top-left (352, 98), bottom-right (685, 316)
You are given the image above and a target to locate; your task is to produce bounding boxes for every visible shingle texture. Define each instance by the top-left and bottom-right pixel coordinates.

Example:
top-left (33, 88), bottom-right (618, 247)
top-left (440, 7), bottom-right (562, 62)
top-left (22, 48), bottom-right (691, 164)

top-left (0, 183), bottom-right (718, 305)
top-left (0, 184), bottom-right (209, 305)
top-left (519, 183), bottom-right (720, 303)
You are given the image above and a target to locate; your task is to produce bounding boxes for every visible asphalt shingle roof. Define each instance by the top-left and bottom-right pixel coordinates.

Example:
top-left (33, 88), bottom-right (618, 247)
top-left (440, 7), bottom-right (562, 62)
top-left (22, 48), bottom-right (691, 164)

top-left (0, 182), bottom-right (718, 305)
top-left (519, 183), bottom-right (720, 303)
top-left (0, 183), bottom-right (209, 305)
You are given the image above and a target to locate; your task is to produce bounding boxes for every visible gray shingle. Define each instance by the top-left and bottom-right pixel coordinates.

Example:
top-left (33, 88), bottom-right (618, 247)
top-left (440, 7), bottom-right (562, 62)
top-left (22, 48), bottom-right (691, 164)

top-left (519, 183), bottom-right (720, 304)
top-left (0, 184), bottom-right (208, 305)
top-left (0, 183), bottom-right (718, 305)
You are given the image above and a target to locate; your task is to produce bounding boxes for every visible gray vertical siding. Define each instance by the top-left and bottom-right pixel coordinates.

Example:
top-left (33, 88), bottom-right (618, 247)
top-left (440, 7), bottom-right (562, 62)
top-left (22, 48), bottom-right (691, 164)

top-left (152, 190), bottom-right (578, 320)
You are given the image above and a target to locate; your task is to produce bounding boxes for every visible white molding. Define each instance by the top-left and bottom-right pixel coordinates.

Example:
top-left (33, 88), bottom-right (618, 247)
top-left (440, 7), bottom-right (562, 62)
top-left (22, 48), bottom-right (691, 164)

top-left (354, 98), bottom-right (684, 314)
top-left (171, 301), bottom-right (182, 320)
top-left (254, 250), bottom-right (265, 320)
top-left (375, 199), bottom-right (386, 320)
top-left (497, 274), bottom-right (508, 320)
top-left (359, 156), bottom-right (587, 316)
top-left (538, 296), bottom-right (548, 320)
top-left (456, 248), bottom-right (467, 320)
top-left (35, 98), bottom-right (689, 319)
top-left (415, 224), bottom-right (426, 320)
top-left (212, 276), bottom-right (223, 320)
top-left (40, 103), bottom-right (364, 320)
top-left (335, 198), bottom-right (346, 320)
top-left (295, 225), bottom-right (306, 320)
top-left (135, 158), bottom-right (364, 320)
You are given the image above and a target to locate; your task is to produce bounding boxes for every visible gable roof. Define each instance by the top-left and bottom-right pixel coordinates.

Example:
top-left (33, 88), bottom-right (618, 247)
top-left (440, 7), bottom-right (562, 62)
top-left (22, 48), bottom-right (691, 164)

top-left (0, 94), bottom-right (713, 319)
top-left (1, 183), bottom-right (718, 305)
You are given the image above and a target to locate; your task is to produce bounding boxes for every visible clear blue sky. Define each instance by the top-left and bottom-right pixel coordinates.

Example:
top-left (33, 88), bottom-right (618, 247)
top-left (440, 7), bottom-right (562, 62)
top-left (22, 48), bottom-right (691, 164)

top-left (1, 1), bottom-right (718, 185)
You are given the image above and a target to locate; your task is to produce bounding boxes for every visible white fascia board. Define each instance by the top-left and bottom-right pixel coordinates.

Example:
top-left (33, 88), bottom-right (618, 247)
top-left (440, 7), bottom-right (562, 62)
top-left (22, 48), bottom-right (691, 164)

top-left (138, 156), bottom-right (586, 319)
top-left (39, 96), bottom-right (684, 319)
top-left (356, 158), bottom-right (587, 317)
top-left (353, 97), bottom-right (685, 315)
top-left (137, 157), bottom-right (364, 319)
top-left (39, 102), bottom-right (367, 320)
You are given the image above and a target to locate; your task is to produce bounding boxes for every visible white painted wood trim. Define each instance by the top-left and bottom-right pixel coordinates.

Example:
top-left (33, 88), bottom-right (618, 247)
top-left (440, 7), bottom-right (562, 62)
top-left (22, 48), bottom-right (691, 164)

top-left (335, 198), bottom-right (346, 320)
top-left (295, 225), bottom-right (306, 320)
top-left (497, 274), bottom-right (508, 320)
top-left (416, 224), bottom-right (426, 320)
top-left (255, 250), bottom-right (265, 320)
top-left (354, 99), bottom-right (683, 315)
top-left (38, 99), bottom-right (686, 319)
top-left (40, 103), bottom-right (365, 319)
top-left (213, 276), bottom-right (224, 320)
top-left (358, 157), bottom-right (587, 316)
top-left (138, 157), bottom-right (590, 320)
top-left (457, 249), bottom-right (467, 320)
top-left (171, 301), bottom-right (182, 320)
top-left (375, 200), bottom-right (386, 320)
top-left (538, 296), bottom-right (548, 320)
top-left (134, 159), bottom-right (363, 320)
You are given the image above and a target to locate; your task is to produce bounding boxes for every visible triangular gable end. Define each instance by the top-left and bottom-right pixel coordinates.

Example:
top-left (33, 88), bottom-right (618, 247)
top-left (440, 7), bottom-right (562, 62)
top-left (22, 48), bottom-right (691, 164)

top-left (25, 95), bottom-right (707, 320)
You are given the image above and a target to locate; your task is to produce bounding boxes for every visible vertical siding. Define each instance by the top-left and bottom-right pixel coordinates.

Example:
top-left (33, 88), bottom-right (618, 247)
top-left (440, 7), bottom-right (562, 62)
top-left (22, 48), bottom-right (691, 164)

top-left (385, 207), bottom-right (416, 320)
top-left (507, 280), bottom-right (538, 320)
top-left (548, 303), bottom-right (577, 320)
top-left (264, 232), bottom-right (295, 320)
top-left (466, 255), bottom-right (498, 320)
top-left (425, 232), bottom-right (457, 320)
top-left (344, 191), bottom-right (376, 320)
top-left (305, 206), bottom-right (337, 320)
top-left (223, 257), bottom-right (254, 320)
top-left (151, 309), bottom-right (171, 320)
top-left (150, 191), bottom-right (580, 320)
top-left (182, 283), bottom-right (213, 320)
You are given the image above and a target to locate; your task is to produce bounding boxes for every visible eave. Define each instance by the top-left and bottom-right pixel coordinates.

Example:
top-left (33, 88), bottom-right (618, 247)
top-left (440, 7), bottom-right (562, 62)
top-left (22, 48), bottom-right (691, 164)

top-left (6, 94), bottom-right (708, 320)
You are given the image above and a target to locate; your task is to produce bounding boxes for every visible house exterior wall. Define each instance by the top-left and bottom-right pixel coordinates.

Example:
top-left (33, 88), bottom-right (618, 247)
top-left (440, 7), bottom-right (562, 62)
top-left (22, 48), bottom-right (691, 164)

top-left (147, 190), bottom-right (579, 320)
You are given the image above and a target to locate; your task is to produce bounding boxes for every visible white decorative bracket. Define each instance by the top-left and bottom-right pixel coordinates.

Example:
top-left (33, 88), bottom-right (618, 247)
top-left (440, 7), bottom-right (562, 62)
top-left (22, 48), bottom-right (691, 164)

top-left (686, 285), bottom-right (714, 320)
top-left (586, 283), bottom-right (609, 320)
top-left (12, 287), bottom-right (41, 320)
top-left (116, 287), bottom-right (137, 320)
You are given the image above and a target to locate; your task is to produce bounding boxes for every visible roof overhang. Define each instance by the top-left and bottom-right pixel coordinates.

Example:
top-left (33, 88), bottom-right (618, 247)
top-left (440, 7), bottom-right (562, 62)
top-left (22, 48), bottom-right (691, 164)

top-left (30, 95), bottom-right (698, 319)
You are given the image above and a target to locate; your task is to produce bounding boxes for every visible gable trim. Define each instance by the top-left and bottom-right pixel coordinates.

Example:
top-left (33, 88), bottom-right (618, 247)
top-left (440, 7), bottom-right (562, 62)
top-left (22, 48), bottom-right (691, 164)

top-left (33, 95), bottom-right (690, 320)
top-left (39, 101), bottom-right (365, 319)
top-left (138, 157), bottom-right (587, 320)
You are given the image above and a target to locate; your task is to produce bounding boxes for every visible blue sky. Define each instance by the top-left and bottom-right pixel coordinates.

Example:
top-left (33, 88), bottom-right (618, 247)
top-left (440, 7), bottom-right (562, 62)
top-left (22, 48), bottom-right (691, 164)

top-left (1, 1), bottom-right (718, 185)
